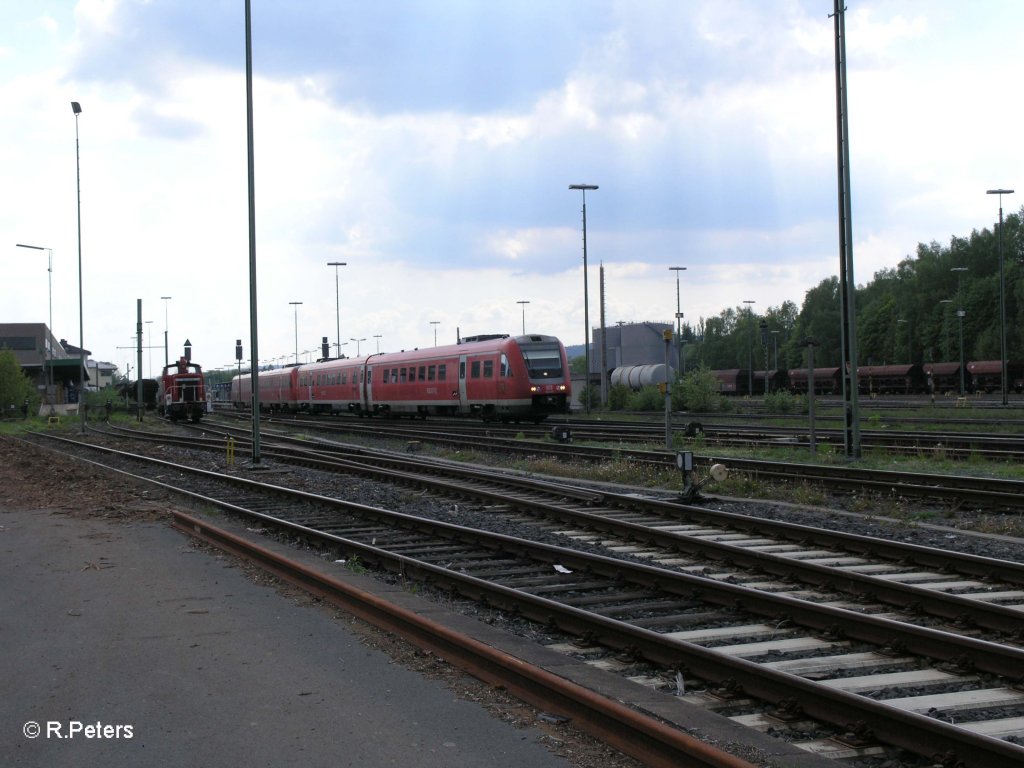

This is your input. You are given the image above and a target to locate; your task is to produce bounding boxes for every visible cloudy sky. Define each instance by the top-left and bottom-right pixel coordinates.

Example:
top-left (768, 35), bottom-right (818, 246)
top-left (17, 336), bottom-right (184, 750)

top-left (2, 1), bottom-right (1022, 378)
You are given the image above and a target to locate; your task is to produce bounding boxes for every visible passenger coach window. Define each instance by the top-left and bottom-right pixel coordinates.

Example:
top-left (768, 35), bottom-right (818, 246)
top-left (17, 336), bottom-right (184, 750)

top-left (400, 368), bottom-right (407, 383)
top-left (428, 365), bottom-right (436, 381)
top-left (418, 366), bottom-right (426, 381)
top-left (471, 361), bottom-right (481, 378)
top-left (438, 364), bottom-right (447, 380)
top-left (483, 360), bottom-right (494, 378)
top-left (500, 353), bottom-right (510, 377)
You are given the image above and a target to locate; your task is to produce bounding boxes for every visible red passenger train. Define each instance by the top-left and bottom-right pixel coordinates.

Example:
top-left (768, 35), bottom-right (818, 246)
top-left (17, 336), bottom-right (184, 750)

top-left (233, 334), bottom-right (571, 422)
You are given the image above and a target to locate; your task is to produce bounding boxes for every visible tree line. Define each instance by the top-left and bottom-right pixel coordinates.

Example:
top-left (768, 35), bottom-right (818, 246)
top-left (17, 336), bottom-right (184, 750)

top-left (680, 208), bottom-right (1023, 371)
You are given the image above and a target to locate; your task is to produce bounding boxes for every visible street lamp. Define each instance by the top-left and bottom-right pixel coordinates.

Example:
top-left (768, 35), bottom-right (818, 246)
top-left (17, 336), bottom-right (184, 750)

top-left (327, 261), bottom-right (347, 357)
top-left (669, 267), bottom-right (686, 378)
top-left (951, 266), bottom-right (968, 395)
top-left (430, 321), bottom-right (440, 346)
top-left (516, 300), bottom-right (530, 334)
top-left (289, 301), bottom-right (302, 364)
top-left (569, 183), bottom-right (598, 413)
top-left (16, 243), bottom-right (53, 405)
top-left (160, 296), bottom-right (173, 370)
top-left (373, 334), bottom-right (382, 354)
top-left (350, 337), bottom-right (365, 356)
top-left (742, 300), bottom-right (755, 394)
top-left (71, 100), bottom-right (85, 432)
top-left (987, 189), bottom-right (1014, 405)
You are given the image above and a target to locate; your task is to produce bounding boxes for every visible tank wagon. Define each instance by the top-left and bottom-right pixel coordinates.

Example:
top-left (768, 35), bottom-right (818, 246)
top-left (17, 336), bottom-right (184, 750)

top-left (234, 334), bottom-right (570, 422)
top-left (609, 364), bottom-right (667, 390)
top-left (158, 357), bottom-right (206, 422)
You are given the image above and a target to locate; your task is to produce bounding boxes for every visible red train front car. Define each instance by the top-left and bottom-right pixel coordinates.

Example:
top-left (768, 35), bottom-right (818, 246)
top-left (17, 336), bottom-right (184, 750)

top-left (158, 356), bottom-right (207, 422)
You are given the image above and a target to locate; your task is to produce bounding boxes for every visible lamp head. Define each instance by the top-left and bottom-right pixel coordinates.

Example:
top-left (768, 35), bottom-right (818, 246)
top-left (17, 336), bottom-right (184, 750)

top-left (71, 101), bottom-right (82, 115)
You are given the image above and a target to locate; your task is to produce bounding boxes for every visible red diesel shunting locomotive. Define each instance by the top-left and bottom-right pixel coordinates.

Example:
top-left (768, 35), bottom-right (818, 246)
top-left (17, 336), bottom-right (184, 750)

top-left (158, 356), bottom-right (207, 422)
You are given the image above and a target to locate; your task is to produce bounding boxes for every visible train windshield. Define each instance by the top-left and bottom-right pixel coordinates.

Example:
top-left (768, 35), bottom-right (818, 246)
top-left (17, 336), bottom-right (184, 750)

top-left (521, 345), bottom-right (564, 379)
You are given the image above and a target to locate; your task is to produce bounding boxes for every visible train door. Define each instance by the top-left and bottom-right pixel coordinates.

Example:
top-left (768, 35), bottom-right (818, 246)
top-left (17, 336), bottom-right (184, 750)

top-left (362, 364), bottom-right (372, 413)
top-left (458, 355), bottom-right (468, 413)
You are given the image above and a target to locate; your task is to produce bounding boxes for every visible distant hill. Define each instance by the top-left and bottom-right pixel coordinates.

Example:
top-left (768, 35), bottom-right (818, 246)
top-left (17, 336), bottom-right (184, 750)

top-left (564, 344), bottom-right (584, 359)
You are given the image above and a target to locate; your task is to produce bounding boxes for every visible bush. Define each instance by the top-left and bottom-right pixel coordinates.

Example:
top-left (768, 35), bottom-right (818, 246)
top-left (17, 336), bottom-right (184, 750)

top-left (626, 386), bottom-right (664, 411)
top-left (607, 383), bottom-right (631, 411)
top-left (763, 390), bottom-right (806, 414)
top-left (674, 365), bottom-right (724, 412)
top-left (577, 383), bottom-right (600, 411)
top-left (0, 349), bottom-right (39, 419)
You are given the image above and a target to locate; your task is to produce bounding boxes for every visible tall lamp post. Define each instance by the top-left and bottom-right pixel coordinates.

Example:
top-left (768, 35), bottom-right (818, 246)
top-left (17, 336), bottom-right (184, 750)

top-left (742, 300), bottom-right (755, 394)
top-left (669, 267), bottom-right (686, 378)
top-left (16, 243), bottom-right (53, 405)
top-left (350, 337), bottom-right (365, 356)
top-left (987, 189), bottom-right (1014, 405)
top-left (951, 266), bottom-right (968, 396)
top-left (373, 334), bottom-right (382, 354)
top-left (327, 261), bottom-right (347, 357)
top-left (569, 184), bottom-right (598, 414)
top-left (430, 321), bottom-right (440, 346)
top-left (516, 300), bottom-right (530, 334)
top-left (71, 101), bottom-right (85, 432)
top-left (160, 296), bottom-right (172, 369)
top-left (289, 301), bottom-right (302, 364)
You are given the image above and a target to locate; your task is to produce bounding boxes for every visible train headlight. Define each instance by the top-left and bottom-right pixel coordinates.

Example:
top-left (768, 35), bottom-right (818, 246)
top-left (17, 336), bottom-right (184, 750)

top-left (530, 386), bottom-right (538, 393)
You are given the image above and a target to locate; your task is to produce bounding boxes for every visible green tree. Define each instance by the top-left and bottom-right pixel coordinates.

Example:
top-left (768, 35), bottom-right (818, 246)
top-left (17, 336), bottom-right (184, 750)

top-left (0, 349), bottom-right (38, 419)
top-left (674, 364), bottom-right (724, 412)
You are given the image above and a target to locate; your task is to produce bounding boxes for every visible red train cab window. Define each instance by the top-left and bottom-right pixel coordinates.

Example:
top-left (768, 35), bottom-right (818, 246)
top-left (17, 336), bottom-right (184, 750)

top-left (500, 353), bottom-right (510, 377)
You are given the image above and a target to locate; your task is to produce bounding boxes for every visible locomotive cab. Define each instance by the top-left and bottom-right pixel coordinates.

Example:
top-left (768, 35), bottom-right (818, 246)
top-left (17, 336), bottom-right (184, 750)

top-left (517, 335), bottom-right (570, 420)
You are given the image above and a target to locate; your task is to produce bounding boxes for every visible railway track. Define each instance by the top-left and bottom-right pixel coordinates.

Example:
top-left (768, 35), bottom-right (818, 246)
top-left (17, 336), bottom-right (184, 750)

top-left (211, 412), bottom-right (1024, 512)
top-left (219, 408), bottom-right (1024, 460)
top-left (19, 428), bottom-right (1024, 766)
